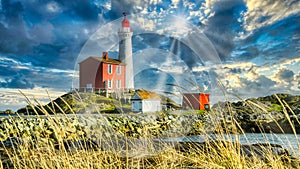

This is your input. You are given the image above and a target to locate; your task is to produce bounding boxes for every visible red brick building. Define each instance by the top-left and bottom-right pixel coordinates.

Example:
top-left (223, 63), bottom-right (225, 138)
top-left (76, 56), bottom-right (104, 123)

top-left (79, 52), bottom-right (126, 91)
top-left (182, 93), bottom-right (210, 110)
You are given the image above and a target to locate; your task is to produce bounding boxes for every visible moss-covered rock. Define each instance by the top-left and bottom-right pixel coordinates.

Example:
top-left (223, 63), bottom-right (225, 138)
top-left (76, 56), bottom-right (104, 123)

top-left (0, 112), bottom-right (207, 148)
top-left (211, 93), bottom-right (300, 133)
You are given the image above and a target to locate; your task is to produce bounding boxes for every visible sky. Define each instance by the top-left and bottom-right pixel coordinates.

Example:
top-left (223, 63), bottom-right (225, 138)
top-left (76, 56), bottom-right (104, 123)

top-left (0, 0), bottom-right (299, 111)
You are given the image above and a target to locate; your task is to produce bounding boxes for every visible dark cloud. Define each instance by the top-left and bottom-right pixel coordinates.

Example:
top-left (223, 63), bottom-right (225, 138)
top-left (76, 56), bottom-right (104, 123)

top-left (256, 75), bottom-right (277, 87)
top-left (236, 46), bottom-right (259, 60)
top-left (28, 70), bottom-right (73, 90)
top-left (0, 74), bottom-right (34, 89)
top-left (0, 0), bottom-right (105, 69)
top-left (0, 0), bottom-right (299, 103)
top-left (234, 13), bottom-right (300, 64)
top-left (132, 33), bottom-right (204, 68)
top-left (28, 43), bottom-right (80, 69)
top-left (224, 67), bottom-right (242, 74)
top-left (295, 72), bottom-right (300, 89)
top-left (231, 75), bottom-right (277, 96)
top-left (54, 0), bottom-right (101, 21)
top-left (203, 0), bottom-right (245, 60)
top-left (0, 64), bottom-right (18, 77)
top-left (0, 0), bottom-right (112, 93)
top-left (0, 56), bottom-right (73, 90)
top-left (275, 68), bottom-right (295, 82)
top-left (0, 0), bottom-right (33, 55)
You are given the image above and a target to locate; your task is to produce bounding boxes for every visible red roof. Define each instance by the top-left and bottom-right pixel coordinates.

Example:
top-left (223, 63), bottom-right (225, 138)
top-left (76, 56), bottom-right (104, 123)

top-left (122, 12), bottom-right (130, 28)
top-left (79, 56), bottom-right (125, 65)
top-left (132, 91), bottom-right (161, 100)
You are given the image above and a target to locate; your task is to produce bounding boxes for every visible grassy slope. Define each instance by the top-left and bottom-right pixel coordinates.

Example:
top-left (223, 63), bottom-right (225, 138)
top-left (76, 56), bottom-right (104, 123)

top-left (16, 90), bottom-right (181, 115)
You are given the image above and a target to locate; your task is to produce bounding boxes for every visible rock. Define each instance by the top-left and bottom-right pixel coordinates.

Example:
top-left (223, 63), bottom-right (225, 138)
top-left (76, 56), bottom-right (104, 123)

top-left (172, 140), bottom-right (298, 165)
top-left (211, 93), bottom-right (300, 134)
top-left (241, 143), bottom-right (290, 159)
top-left (62, 140), bottom-right (99, 152)
top-left (0, 137), bottom-right (26, 148)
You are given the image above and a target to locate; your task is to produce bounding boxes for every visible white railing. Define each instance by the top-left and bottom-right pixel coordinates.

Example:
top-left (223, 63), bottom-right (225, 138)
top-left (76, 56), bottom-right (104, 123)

top-left (71, 88), bottom-right (133, 100)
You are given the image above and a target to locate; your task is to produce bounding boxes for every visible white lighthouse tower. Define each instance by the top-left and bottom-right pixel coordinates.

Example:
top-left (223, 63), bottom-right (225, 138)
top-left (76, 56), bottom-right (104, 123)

top-left (118, 12), bottom-right (134, 89)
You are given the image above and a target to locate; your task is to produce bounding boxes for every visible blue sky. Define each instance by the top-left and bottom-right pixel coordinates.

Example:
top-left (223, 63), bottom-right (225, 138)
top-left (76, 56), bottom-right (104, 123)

top-left (0, 0), bottom-right (299, 111)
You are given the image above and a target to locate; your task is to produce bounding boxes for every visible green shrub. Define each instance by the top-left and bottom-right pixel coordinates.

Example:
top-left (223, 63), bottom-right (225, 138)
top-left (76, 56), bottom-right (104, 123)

top-left (268, 104), bottom-right (283, 112)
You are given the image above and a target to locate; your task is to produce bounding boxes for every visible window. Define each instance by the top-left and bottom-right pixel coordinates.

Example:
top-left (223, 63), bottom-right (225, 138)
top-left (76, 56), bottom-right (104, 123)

top-left (116, 66), bottom-right (121, 75)
top-left (86, 84), bottom-right (92, 89)
top-left (116, 80), bottom-right (121, 89)
top-left (108, 64), bottom-right (112, 74)
top-left (107, 80), bottom-right (112, 88)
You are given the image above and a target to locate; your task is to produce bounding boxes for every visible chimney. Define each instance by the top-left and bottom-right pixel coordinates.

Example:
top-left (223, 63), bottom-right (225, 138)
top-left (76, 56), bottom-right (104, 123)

top-left (103, 52), bottom-right (108, 60)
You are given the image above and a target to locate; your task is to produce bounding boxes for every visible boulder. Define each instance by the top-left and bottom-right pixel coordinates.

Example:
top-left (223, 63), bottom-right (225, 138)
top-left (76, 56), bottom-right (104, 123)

top-left (0, 137), bottom-right (26, 148)
top-left (211, 93), bottom-right (300, 134)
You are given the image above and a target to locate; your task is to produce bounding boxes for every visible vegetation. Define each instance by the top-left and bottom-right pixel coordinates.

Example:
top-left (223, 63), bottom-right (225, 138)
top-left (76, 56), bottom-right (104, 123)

top-left (16, 92), bottom-right (119, 115)
top-left (0, 109), bottom-right (16, 115)
top-left (0, 92), bottom-right (299, 168)
top-left (267, 104), bottom-right (283, 112)
top-left (15, 90), bottom-right (180, 115)
top-left (212, 93), bottom-right (300, 133)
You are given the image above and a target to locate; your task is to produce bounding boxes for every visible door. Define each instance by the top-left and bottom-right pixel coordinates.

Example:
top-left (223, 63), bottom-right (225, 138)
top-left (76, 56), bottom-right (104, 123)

top-left (132, 101), bottom-right (142, 112)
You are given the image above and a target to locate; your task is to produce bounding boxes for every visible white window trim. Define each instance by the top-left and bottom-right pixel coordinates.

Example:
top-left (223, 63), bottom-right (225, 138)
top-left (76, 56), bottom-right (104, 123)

top-left (107, 80), bottom-right (112, 89)
top-left (116, 80), bottom-right (121, 89)
top-left (108, 64), bottom-right (112, 74)
top-left (117, 65), bottom-right (121, 75)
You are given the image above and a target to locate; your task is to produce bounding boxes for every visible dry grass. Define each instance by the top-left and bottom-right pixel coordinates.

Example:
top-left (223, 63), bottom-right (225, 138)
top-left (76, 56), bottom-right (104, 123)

top-left (0, 92), bottom-right (299, 168)
top-left (2, 138), bottom-right (297, 169)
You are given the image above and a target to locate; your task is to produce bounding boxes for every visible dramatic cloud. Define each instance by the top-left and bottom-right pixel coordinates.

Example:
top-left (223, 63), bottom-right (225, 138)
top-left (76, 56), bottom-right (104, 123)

top-left (274, 68), bottom-right (295, 83)
top-left (0, 0), bottom-right (105, 70)
top-left (295, 72), bottom-right (300, 90)
top-left (243, 0), bottom-right (300, 34)
top-left (193, 57), bottom-right (300, 100)
top-left (0, 74), bottom-right (34, 89)
top-left (0, 0), bottom-right (300, 110)
top-left (199, 0), bottom-right (246, 60)
top-left (0, 56), bottom-right (74, 91)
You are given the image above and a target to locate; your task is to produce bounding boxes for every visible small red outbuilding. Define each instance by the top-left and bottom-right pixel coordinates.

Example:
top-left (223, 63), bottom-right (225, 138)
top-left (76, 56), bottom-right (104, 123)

top-left (182, 93), bottom-right (210, 110)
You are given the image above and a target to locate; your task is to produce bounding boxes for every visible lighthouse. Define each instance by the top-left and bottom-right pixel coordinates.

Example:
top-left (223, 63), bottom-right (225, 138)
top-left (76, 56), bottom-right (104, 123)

top-left (118, 12), bottom-right (134, 89)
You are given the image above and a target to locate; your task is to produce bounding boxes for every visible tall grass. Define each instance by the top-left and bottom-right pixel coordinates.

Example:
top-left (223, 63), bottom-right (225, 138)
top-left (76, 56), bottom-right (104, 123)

top-left (0, 92), bottom-right (299, 168)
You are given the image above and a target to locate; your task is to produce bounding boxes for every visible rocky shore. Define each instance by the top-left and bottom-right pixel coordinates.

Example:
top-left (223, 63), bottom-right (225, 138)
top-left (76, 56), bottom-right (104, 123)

top-left (0, 113), bottom-right (207, 144)
top-left (0, 92), bottom-right (300, 168)
top-left (2, 92), bottom-right (300, 135)
top-left (211, 93), bottom-right (300, 134)
top-left (3, 92), bottom-right (300, 135)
